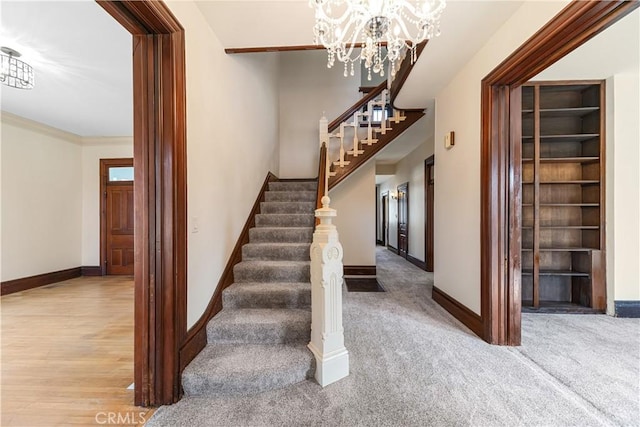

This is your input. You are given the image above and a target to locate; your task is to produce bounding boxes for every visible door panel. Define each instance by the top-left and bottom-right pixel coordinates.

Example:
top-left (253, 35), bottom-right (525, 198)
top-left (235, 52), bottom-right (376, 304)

top-left (107, 185), bottom-right (134, 275)
top-left (397, 182), bottom-right (409, 258)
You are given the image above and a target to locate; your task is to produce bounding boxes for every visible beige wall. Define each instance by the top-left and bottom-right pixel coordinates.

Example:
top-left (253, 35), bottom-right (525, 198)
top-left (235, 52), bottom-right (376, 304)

top-left (534, 9), bottom-right (640, 307)
top-left (433, 1), bottom-right (569, 314)
top-left (166, 1), bottom-right (281, 328)
top-left (330, 161), bottom-right (376, 267)
top-left (1, 114), bottom-right (83, 281)
top-left (278, 50), bottom-right (361, 179)
top-left (81, 139), bottom-right (133, 266)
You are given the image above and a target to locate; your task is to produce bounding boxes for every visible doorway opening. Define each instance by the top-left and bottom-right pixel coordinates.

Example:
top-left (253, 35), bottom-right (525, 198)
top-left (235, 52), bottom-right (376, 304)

top-left (381, 192), bottom-right (389, 247)
top-left (480, 1), bottom-right (638, 345)
top-left (100, 158), bottom-right (134, 276)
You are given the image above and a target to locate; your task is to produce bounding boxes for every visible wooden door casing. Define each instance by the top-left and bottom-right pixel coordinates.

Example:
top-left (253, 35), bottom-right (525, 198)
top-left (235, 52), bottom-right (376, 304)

top-left (106, 185), bottom-right (134, 275)
top-left (397, 182), bottom-right (409, 258)
top-left (425, 157), bottom-right (434, 272)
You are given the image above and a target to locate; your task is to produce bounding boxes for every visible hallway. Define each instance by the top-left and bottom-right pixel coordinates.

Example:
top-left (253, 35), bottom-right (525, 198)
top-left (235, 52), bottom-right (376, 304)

top-left (149, 247), bottom-right (639, 426)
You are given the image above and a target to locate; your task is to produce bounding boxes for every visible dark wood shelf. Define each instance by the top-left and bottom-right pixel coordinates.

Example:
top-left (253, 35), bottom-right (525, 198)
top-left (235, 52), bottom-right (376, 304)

top-left (522, 247), bottom-right (597, 252)
top-left (523, 181), bottom-right (600, 185)
top-left (522, 301), bottom-right (604, 314)
top-left (522, 156), bottom-right (599, 164)
top-left (522, 133), bottom-right (599, 142)
top-left (539, 107), bottom-right (600, 117)
top-left (522, 225), bottom-right (599, 230)
top-left (523, 203), bottom-right (599, 207)
top-left (522, 269), bottom-right (590, 277)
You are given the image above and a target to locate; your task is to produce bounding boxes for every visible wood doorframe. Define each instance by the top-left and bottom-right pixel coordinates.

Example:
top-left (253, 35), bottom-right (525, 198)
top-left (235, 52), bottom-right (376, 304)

top-left (397, 182), bottom-right (409, 258)
top-left (100, 158), bottom-right (134, 276)
top-left (425, 156), bottom-right (434, 272)
top-left (381, 191), bottom-right (389, 246)
top-left (97, 1), bottom-right (187, 406)
top-left (480, 1), bottom-right (638, 346)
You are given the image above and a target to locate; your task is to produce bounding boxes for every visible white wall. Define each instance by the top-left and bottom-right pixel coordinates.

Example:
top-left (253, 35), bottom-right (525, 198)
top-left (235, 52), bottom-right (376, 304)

top-left (166, 1), bottom-right (281, 328)
top-left (1, 114), bottom-right (83, 281)
top-left (330, 161), bottom-right (376, 267)
top-left (378, 138), bottom-right (434, 261)
top-left (81, 139), bottom-right (133, 266)
top-left (534, 9), bottom-right (640, 308)
top-left (278, 51), bottom-right (361, 178)
top-left (433, 1), bottom-right (569, 314)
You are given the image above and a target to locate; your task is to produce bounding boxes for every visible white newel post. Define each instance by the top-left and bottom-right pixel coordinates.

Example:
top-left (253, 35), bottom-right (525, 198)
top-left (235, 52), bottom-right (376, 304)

top-left (319, 113), bottom-right (329, 148)
top-left (308, 196), bottom-right (349, 387)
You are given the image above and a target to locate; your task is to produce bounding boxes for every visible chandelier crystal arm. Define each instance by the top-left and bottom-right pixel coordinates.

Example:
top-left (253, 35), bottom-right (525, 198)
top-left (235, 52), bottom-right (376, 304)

top-left (311, 0), bottom-right (446, 80)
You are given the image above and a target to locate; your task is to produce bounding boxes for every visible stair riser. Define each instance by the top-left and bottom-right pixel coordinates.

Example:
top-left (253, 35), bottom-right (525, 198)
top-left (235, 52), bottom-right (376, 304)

top-left (183, 365), bottom-right (314, 397)
top-left (249, 228), bottom-right (312, 243)
top-left (261, 202), bottom-right (315, 214)
top-left (255, 214), bottom-right (314, 228)
top-left (269, 182), bottom-right (317, 192)
top-left (233, 264), bottom-right (310, 283)
top-left (264, 191), bottom-right (316, 202)
top-left (242, 244), bottom-right (310, 261)
top-left (207, 321), bottom-right (310, 344)
top-left (223, 288), bottom-right (311, 309)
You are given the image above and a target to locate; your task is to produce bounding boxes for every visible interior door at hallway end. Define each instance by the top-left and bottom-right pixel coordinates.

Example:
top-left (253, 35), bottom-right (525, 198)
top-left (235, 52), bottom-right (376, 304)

top-left (101, 159), bottom-right (134, 276)
top-left (397, 182), bottom-right (409, 258)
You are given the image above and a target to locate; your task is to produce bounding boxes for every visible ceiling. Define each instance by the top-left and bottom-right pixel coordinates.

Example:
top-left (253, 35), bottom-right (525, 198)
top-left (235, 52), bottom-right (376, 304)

top-left (0, 0), bottom-right (132, 137)
top-left (0, 0), bottom-right (523, 145)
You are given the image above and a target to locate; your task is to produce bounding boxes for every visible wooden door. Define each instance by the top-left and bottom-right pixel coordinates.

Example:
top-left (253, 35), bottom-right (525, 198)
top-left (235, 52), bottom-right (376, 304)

top-left (101, 159), bottom-right (134, 276)
top-left (397, 182), bottom-right (409, 258)
top-left (382, 194), bottom-right (389, 246)
top-left (425, 157), bottom-right (434, 272)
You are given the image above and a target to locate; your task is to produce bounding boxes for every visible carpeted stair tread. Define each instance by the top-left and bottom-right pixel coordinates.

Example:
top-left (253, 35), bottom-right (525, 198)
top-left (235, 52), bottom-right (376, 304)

top-left (234, 260), bottom-right (310, 283)
top-left (255, 213), bottom-right (315, 227)
top-left (269, 181), bottom-right (317, 192)
top-left (182, 343), bottom-right (314, 397)
top-left (242, 243), bottom-right (310, 261)
top-left (261, 202), bottom-right (316, 214)
top-left (223, 282), bottom-right (311, 309)
top-left (265, 191), bottom-right (316, 202)
top-left (249, 227), bottom-right (313, 243)
top-left (207, 308), bottom-right (311, 344)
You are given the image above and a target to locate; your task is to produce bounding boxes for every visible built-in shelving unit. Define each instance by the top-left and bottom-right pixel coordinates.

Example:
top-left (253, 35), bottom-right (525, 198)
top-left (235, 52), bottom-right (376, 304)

top-left (521, 81), bottom-right (606, 313)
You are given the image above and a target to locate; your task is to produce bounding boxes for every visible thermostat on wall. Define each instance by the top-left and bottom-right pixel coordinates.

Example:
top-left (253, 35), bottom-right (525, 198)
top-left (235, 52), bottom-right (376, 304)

top-left (445, 131), bottom-right (455, 149)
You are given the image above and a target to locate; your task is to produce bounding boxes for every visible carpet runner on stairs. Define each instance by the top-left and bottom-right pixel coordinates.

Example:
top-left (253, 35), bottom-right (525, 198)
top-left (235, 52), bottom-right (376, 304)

top-left (182, 180), bottom-right (317, 397)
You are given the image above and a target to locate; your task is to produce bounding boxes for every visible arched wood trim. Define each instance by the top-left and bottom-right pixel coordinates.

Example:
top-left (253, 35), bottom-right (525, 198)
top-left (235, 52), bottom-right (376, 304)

top-left (96, 0), bottom-right (187, 406)
top-left (481, 0), bottom-right (638, 345)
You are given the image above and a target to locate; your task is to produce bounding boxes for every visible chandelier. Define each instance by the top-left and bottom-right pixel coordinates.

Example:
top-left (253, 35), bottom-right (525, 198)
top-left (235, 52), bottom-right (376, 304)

top-left (1, 47), bottom-right (35, 90)
top-left (310, 0), bottom-right (446, 80)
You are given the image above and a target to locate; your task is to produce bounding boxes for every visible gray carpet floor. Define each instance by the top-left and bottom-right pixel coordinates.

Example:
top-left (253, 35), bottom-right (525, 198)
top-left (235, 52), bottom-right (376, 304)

top-left (147, 247), bottom-right (640, 427)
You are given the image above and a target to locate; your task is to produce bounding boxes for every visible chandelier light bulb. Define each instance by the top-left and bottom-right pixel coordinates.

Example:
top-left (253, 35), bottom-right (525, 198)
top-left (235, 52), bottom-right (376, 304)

top-left (310, 0), bottom-right (446, 80)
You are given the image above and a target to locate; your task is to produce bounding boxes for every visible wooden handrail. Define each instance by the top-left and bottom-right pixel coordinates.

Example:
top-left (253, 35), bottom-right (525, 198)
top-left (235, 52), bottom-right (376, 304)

top-left (328, 80), bottom-right (387, 132)
top-left (389, 40), bottom-right (428, 109)
top-left (315, 142), bottom-right (328, 227)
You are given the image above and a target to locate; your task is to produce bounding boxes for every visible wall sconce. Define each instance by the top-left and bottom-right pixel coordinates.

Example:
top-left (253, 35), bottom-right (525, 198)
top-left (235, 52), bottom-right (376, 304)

top-left (390, 191), bottom-right (398, 200)
top-left (445, 131), bottom-right (455, 149)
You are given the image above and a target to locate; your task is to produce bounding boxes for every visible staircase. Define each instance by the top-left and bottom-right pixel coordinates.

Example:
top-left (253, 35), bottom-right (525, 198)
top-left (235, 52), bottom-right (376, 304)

top-left (182, 180), bottom-right (317, 397)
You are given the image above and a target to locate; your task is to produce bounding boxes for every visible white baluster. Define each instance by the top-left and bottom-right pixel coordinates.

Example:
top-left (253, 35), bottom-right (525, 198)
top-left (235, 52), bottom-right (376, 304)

top-left (333, 123), bottom-right (350, 168)
top-left (319, 113), bottom-right (328, 148)
top-left (347, 111), bottom-right (364, 157)
top-left (309, 196), bottom-right (349, 387)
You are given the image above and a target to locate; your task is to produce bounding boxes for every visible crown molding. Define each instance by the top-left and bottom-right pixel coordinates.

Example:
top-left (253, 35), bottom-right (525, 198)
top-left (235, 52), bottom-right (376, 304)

top-left (1, 111), bottom-right (82, 144)
top-left (0, 111), bottom-right (132, 146)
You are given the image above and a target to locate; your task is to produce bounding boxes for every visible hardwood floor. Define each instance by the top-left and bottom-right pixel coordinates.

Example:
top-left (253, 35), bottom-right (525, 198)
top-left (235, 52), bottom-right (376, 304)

top-left (1, 276), bottom-right (154, 426)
